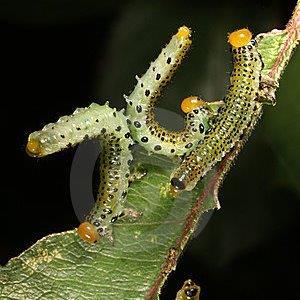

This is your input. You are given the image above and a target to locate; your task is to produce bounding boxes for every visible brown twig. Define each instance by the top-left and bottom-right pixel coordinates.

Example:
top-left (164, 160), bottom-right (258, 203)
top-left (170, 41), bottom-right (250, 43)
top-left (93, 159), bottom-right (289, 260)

top-left (146, 2), bottom-right (300, 299)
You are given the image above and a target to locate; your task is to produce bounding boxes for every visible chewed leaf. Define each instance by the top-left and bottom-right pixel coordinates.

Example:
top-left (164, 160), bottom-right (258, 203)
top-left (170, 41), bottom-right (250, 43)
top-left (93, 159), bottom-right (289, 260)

top-left (0, 148), bottom-right (217, 299)
top-left (257, 4), bottom-right (300, 82)
top-left (257, 30), bottom-right (288, 77)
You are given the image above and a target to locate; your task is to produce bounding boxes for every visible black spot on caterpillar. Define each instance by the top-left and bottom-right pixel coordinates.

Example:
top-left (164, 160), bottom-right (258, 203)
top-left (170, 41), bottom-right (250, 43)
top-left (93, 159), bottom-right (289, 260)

top-left (26, 102), bottom-right (135, 243)
top-left (170, 29), bottom-right (264, 193)
top-left (124, 26), bottom-right (221, 157)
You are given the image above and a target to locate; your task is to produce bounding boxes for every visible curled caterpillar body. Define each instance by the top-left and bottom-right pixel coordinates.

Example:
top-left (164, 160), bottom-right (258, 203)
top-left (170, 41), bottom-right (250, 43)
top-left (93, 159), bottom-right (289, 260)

top-left (125, 27), bottom-right (217, 157)
top-left (176, 279), bottom-right (201, 300)
top-left (170, 29), bottom-right (263, 193)
top-left (26, 102), bottom-right (134, 243)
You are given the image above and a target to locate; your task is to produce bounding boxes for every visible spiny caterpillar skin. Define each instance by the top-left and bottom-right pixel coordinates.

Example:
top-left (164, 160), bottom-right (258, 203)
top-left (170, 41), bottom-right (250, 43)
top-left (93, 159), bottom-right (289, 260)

top-left (125, 26), bottom-right (218, 157)
top-left (27, 102), bottom-right (134, 243)
top-left (27, 103), bottom-right (132, 157)
top-left (176, 280), bottom-right (201, 300)
top-left (170, 29), bottom-right (264, 193)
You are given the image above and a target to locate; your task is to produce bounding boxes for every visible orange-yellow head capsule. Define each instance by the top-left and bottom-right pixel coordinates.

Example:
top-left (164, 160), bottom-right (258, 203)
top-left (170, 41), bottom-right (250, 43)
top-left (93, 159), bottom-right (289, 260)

top-left (181, 96), bottom-right (206, 113)
top-left (26, 139), bottom-right (43, 157)
top-left (77, 221), bottom-right (100, 244)
top-left (176, 26), bottom-right (191, 39)
top-left (228, 28), bottom-right (252, 48)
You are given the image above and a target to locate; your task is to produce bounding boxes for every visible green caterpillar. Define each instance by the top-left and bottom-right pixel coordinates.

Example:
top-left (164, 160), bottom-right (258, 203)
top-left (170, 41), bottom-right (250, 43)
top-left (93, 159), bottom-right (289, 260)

top-left (170, 28), bottom-right (264, 194)
top-left (125, 26), bottom-right (222, 157)
top-left (27, 102), bottom-right (135, 243)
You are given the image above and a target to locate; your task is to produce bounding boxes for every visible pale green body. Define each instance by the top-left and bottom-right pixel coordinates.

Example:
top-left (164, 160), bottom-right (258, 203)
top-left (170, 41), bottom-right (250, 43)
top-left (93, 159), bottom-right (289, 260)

top-left (28, 102), bottom-right (133, 238)
top-left (125, 30), bottom-right (217, 157)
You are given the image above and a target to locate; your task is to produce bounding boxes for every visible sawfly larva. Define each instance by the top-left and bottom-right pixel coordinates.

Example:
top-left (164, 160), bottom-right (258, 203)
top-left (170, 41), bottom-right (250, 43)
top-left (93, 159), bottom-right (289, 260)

top-left (125, 26), bottom-right (222, 157)
top-left (170, 28), bottom-right (264, 194)
top-left (27, 102), bottom-right (135, 243)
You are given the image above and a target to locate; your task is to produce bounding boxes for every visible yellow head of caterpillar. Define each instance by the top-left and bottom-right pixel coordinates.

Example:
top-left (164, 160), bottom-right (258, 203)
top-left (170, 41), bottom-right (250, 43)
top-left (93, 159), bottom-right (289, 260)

top-left (77, 221), bottom-right (100, 244)
top-left (26, 139), bottom-right (43, 157)
top-left (176, 26), bottom-right (191, 39)
top-left (181, 96), bottom-right (206, 114)
top-left (228, 28), bottom-right (252, 48)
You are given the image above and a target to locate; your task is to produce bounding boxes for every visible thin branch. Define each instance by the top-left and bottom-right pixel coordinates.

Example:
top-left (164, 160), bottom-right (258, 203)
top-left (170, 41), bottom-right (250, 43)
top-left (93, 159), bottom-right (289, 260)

top-left (268, 0), bottom-right (300, 81)
top-left (147, 2), bottom-right (300, 299)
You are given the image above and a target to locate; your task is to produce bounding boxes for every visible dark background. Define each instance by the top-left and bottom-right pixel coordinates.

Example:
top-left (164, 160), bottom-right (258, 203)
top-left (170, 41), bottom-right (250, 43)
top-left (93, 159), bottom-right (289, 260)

top-left (1, 0), bottom-right (299, 299)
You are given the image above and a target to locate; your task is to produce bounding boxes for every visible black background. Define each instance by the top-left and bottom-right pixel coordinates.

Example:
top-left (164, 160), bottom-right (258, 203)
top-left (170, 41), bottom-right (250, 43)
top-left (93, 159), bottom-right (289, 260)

top-left (1, 0), bottom-right (299, 299)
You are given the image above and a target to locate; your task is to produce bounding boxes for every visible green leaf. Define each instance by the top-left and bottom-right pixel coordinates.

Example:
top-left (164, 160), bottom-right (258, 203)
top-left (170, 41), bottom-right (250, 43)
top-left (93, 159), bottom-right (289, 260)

top-left (257, 3), bottom-right (300, 83)
top-left (258, 32), bottom-right (287, 74)
top-left (0, 149), bottom-right (217, 299)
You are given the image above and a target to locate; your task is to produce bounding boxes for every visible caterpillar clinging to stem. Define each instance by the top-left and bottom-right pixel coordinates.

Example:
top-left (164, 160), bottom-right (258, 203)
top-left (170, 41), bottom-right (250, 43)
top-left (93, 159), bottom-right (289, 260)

top-left (125, 26), bottom-right (223, 157)
top-left (170, 28), bottom-right (267, 194)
